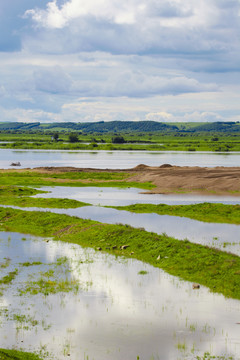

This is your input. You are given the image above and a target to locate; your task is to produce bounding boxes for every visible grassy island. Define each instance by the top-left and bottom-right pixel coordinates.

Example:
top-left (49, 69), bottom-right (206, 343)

top-left (108, 203), bottom-right (240, 225)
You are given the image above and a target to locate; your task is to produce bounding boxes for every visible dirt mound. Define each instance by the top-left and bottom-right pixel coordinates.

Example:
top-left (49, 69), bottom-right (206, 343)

top-left (159, 164), bottom-right (173, 168)
top-left (132, 164), bottom-right (150, 171)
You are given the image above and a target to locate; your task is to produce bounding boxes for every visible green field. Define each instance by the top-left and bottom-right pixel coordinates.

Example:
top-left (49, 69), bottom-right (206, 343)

top-left (0, 120), bottom-right (240, 151)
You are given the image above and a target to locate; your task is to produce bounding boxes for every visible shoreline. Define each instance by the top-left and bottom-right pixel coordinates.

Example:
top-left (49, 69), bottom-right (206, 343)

top-left (10, 164), bottom-right (240, 196)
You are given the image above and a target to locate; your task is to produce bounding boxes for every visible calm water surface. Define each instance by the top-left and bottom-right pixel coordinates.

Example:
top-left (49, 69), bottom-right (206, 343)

top-left (1, 149), bottom-right (240, 169)
top-left (35, 186), bottom-right (240, 206)
top-left (0, 231), bottom-right (239, 360)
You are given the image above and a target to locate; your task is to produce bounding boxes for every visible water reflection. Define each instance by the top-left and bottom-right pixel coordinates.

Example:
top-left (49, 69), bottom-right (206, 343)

top-left (0, 231), bottom-right (239, 360)
top-left (34, 186), bottom-right (240, 206)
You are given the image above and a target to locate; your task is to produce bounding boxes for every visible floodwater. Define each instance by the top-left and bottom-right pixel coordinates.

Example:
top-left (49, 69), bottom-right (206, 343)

top-left (34, 185), bottom-right (240, 206)
top-left (32, 185), bottom-right (240, 255)
top-left (1, 148), bottom-right (240, 359)
top-left (1, 148), bottom-right (240, 169)
top-left (1, 204), bottom-right (240, 256)
top-left (0, 231), bottom-right (239, 360)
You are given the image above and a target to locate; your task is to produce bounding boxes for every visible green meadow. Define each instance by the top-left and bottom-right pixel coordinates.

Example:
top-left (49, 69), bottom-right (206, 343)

top-left (0, 170), bottom-right (154, 190)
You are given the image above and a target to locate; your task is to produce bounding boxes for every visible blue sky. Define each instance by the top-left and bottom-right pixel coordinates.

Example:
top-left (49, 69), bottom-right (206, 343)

top-left (0, 0), bottom-right (240, 123)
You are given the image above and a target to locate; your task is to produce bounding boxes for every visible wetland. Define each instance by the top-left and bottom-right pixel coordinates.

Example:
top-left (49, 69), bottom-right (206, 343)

top-left (0, 231), bottom-right (240, 360)
top-left (0, 156), bottom-right (240, 359)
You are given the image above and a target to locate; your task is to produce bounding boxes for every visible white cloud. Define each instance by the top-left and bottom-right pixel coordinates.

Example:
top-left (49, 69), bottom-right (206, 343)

top-left (0, 0), bottom-right (240, 123)
top-left (0, 107), bottom-right (61, 123)
top-left (145, 112), bottom-right (173, 122)
top-left (181, 111), bottom-right (224, 123)
top-left (24, 0), bottom-right (240, 60)
top-left (25, 0), bottom-right (142, 28)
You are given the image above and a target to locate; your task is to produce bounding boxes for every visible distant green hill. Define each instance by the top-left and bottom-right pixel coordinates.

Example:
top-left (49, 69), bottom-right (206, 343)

top-left (188, 122), bottom-right (240, 132)
top-left (0, 122), bottom-right (40, 130)
top-left (0, 121), bottom-right (178, 133)
top-left (42, 120), bottom-right (178, 132)
top-left (0, 120), bottom-right (240, 133)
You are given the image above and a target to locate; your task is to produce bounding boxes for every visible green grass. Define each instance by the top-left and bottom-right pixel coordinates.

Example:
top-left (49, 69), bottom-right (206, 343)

top-left (196, 352), bottom-right (233, 360)
top-left (1, 131), bottom-right (240, 151)
top-left (0, 129), bottom-right (240, 152)
top-left (0, 185), bottom-right (44, 197)
top-left (20, 261), bottom-right (42, 267)
top-left (0, 349), bottom-right (43, 360)
top-left (0, 195), bottom-right (89, 209)
top-left (0, 185), bottom-right (90, 209)
top-left (0, 269), bottom-right (18, 285)
top-left (108, 202), bottom-right (240, 225)
top-left (19, 277), bottom-right (79, 296)
top-left (0, 171), bottom-right (154, 190)
top-left (1, 207), bottom-right (240, 300)
top-left (138, 270), bottom-right (148, 275)
top-left (18, 257), bottom-right (79, 296)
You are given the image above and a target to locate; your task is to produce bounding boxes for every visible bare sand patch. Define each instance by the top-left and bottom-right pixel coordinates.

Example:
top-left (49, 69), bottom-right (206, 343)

top-left (128, 164), bottom-right (240, 195)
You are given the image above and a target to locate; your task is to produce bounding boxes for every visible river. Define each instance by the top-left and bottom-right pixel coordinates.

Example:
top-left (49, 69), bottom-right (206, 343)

top-left (1, 149), bottom-right (240, 169)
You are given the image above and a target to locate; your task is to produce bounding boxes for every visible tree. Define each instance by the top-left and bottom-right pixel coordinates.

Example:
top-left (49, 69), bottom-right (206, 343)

top-left (53, 132), bottom-right (59, 141)
top-left (68, 133), bottom-right (79, 143)
top-left (112, 135), bottom-right (125, 144)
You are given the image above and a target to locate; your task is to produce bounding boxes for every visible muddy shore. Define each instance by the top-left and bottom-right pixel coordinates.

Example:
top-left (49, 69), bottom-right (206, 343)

top-left (24, 164), bottom-right (240, 196)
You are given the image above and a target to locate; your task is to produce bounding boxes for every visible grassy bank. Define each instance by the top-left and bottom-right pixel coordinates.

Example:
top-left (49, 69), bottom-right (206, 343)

top-left (0, 185), bottom-right (89, 209)
top-left (0, 349), bottom-right (43, 360)
top-left (1, 207), bottom-right (240, 300)
top-left (0, 170), bottom-right (154, 190)
top-left (109, 202), bottom-right (240, 225)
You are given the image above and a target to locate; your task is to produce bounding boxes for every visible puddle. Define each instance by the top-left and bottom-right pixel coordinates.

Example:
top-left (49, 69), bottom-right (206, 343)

top-left (0, 231), bottom-right (239, 360)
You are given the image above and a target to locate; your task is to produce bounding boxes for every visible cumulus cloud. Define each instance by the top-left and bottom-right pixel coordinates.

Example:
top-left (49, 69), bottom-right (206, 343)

top-left (145, 112), bottom-right (173, 122)
top-left (25, 0), bottom-right (145, 28)
top-left (0, 0), bottom-right (49, 52)
top-left (0, 0), bottom-right (240, 123)
top-left (24, 0), bottom-right (240, 61)
top-left (145, 111), bottom-right (226, 123)
top-left (0, 106), bottom-right (61, 123)
top-left (181, 111), bottom-right (224, 123)
top-left (61, 100), bottom-right (147, 122)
